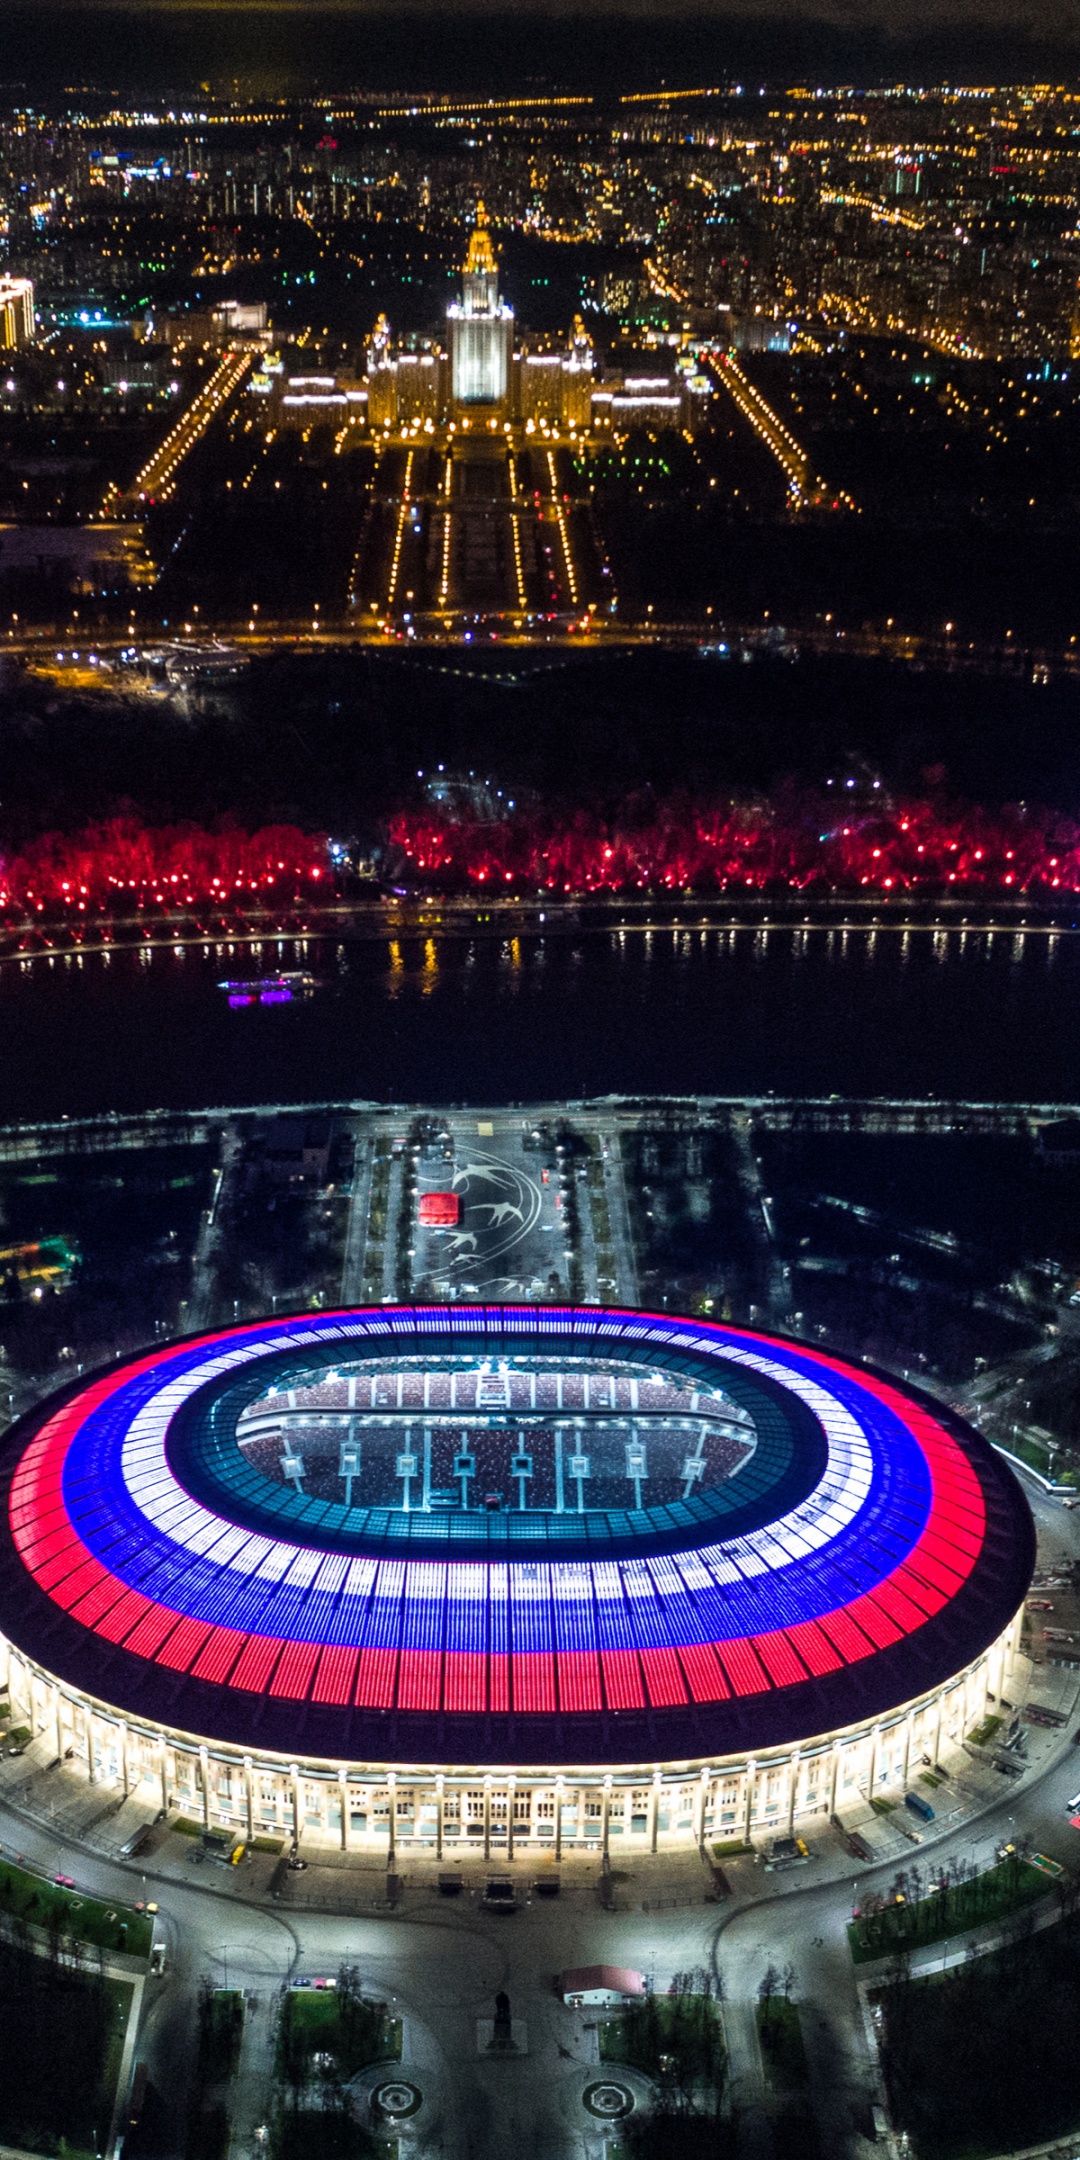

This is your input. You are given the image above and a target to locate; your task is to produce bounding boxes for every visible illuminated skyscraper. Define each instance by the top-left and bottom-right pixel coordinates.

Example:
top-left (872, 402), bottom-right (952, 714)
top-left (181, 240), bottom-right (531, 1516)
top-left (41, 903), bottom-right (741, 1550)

top-left (447, 204), bottom-right (513, 410)
top-left (0, 277), bottom-right (35, 350)
top-left (355, 215), bottom-right (697, 440)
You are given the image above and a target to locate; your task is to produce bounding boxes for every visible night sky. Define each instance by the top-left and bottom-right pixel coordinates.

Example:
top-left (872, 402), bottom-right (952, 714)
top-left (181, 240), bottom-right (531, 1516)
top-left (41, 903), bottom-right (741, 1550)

top-left (1, 1), bottom-right (1078, 92)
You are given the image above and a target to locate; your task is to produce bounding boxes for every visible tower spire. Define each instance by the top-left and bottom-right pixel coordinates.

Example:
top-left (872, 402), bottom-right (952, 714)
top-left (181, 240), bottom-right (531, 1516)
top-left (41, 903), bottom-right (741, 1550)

top-left (464, 202), bottom-right (497, 282)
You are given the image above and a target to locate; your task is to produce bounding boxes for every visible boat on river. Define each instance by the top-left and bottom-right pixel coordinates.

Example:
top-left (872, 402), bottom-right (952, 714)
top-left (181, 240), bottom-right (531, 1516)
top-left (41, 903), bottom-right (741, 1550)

top-left (217, 971), bottom-right (319, 1007)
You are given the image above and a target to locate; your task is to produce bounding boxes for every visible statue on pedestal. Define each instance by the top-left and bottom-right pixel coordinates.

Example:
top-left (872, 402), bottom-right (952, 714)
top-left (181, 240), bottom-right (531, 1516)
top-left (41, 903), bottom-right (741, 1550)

top-left (490, 1990), bottom-right (513, 2050)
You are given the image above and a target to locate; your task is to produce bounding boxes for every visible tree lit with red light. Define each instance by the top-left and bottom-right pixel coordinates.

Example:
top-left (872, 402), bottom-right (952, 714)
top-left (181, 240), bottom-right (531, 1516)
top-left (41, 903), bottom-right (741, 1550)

top-left (384, 796), bottom-right (1080, 899)
top-left (0, 821), bottom-right (329, 917)
top-left (3, 797), bottom-right (1080, 923)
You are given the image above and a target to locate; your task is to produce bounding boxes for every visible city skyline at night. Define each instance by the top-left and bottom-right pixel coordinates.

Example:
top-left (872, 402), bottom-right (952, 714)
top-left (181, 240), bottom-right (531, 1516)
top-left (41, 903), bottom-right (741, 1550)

top-left (2, 17), bottom-right (1080, 2160)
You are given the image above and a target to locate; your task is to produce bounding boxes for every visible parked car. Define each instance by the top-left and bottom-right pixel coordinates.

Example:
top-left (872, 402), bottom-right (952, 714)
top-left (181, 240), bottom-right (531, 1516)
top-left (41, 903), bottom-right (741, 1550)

top-left (904, 1790), bottom-right (935, 1823)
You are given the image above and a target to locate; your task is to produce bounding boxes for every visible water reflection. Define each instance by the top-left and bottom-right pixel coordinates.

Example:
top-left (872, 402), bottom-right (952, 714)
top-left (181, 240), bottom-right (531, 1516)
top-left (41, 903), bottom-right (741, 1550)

top-left (0, 917), bottom-right (1077, 1117)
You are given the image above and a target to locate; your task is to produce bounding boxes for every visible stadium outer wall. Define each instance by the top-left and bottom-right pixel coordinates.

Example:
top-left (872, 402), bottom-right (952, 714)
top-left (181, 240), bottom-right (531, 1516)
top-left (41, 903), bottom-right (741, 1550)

top-left (0, 1299), bottom-right (1033, 1862)
top-left (0, 1614), bottom-right (1023, 1859)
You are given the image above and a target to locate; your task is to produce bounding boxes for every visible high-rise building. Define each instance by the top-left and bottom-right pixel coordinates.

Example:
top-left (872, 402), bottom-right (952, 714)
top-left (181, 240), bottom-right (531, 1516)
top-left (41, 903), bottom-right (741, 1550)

top-left (351, 215), bottom-right (695, 439)
top-left (0, 277), bottom-right (35, 349)
top-left (447, 204), bottom-right (514, 410)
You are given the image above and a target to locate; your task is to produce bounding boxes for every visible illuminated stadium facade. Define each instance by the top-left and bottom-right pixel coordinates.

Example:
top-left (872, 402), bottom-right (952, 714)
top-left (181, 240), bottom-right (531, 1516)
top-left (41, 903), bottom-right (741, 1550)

top-left (0, 1307), bottom-right (1034, 1857)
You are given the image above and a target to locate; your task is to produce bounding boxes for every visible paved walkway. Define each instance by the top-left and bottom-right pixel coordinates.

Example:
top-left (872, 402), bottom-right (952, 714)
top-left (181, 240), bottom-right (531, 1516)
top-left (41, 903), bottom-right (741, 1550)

top-left (340, 1130), bottom-right (373, 1302)
top-left (723, 1996), bottom-right (774, 2159)
top-left (596, 1127), bottom-right (638, 1304)
top-left (226, 1977), bottom-right (278, 2160)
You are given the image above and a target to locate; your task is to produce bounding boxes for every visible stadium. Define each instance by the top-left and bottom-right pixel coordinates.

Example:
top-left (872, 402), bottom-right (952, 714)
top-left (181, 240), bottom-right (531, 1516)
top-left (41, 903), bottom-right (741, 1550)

top-left (0, 1306), bottom-right (1034, 1856)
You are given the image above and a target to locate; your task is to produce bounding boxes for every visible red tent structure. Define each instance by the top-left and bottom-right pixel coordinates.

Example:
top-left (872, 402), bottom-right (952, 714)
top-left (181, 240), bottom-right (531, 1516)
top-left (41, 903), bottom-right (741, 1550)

top-left (418, 1192), bottom-right (461, 1228)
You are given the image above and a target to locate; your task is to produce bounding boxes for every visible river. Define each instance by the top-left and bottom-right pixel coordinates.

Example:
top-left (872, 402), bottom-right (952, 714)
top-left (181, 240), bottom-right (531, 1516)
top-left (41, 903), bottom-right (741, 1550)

top-left (0, 914), bottom-right (1075, 1119)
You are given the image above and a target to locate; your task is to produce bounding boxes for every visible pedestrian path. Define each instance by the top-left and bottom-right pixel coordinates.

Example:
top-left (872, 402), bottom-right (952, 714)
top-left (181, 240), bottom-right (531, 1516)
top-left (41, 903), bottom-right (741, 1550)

top-left (227, 1981), bottom-right (277, 2160)
top-left (722, 1997), bottom-right (774, 2159)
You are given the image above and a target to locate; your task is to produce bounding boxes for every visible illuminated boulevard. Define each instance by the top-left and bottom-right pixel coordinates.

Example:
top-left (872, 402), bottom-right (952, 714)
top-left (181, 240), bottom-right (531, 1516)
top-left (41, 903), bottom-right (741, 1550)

top-left (5, 622), bottom-right (1080, 680)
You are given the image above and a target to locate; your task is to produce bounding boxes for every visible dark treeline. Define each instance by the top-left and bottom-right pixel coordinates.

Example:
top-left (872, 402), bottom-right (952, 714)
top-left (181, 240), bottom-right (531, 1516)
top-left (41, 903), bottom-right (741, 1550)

top-left (5, 650), bottom-right (1080, 848)
top-left (882, 1890), bottom-right (1080, 2159)
top-left (0, 1922), bottom-right (121, 2154)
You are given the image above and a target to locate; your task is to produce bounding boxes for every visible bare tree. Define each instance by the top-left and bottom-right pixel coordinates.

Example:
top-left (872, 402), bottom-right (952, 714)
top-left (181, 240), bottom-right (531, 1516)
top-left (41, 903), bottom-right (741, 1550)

top-left (758, 1963), bottom-right (781, 2029)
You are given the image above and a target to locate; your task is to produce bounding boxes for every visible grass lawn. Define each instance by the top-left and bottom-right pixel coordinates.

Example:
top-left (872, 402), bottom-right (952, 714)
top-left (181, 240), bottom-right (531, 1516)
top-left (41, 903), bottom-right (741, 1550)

top-left (101, 1976), bottom-right (137, 2132)
top-left (199, 1988), bottom-right (245, 2081)
top-left (849, 1858), bottom-right (1051, 1964)
top-left (277, 1990), bottom-right (401, 2080)
top-left (598, 1989), bottom-right (725, 2097)
top-left (0, 1854), bottom-right (153, 1956)
top-left (1005, 1431), bottom-right (1078, 1483)
top-left (756, 1998), bottom-right (808, 2091)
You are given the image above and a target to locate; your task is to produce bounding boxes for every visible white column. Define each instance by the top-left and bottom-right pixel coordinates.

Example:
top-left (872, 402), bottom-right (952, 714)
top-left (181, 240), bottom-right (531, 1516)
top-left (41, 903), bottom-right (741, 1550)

top-left (868, 1724), bottom-right (881, 1797)
top-left (694, 1768), bottom-right (708, 1848)
top-left (743, 1759), bottom-right (756, 1842)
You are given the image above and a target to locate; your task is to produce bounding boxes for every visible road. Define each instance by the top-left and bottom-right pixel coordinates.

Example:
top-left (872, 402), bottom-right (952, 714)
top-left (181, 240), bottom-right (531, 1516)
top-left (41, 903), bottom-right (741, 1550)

top-left (108, 349), bottom-right (255, 511)
top-left (6, 621), bottom-right (1080, 685)
top-left (185, 1121), bottom-right (241, 1329)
